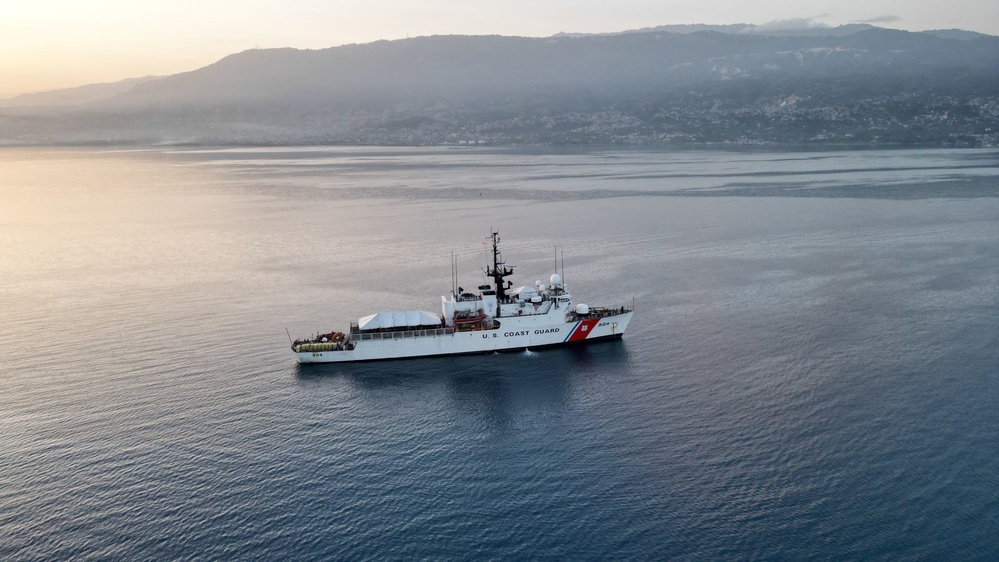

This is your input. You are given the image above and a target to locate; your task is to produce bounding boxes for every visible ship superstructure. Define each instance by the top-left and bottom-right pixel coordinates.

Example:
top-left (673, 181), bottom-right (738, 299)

top-left (291, 232), bottom-right (634, 363)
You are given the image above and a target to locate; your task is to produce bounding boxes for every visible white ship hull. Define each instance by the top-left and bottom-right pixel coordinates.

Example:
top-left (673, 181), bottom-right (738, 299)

top-left (295, 310), bottom-right (633, 364)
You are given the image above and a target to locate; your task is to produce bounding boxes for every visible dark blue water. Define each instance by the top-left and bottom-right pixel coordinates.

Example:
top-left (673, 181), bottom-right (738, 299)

top-left (2, 147), bottom-right (998, 560)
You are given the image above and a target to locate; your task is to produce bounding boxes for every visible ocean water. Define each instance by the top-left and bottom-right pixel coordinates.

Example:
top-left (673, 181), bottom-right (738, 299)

top-left (1, 146), bottom-right (997, 560)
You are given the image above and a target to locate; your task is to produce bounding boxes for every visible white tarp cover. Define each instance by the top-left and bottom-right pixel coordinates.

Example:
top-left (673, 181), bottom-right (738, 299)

top-left (358, 310), bottom-right (440, 331)
top-left (512, 286), bottom-right (539, 300)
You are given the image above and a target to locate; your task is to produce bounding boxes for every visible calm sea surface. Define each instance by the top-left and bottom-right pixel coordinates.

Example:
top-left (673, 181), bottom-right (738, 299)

top-left (1, 146), bottom-right (997, 560)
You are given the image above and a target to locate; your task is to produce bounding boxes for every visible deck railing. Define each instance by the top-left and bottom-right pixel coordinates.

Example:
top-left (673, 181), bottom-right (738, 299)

top-left (565, 306), bottom-right (633, 322)
top-left (354, 327), bottom-right (453, 341)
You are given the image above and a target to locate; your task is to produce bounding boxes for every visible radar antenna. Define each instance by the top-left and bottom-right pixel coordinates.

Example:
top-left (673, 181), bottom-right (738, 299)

top-left (484, 231), bottom-right (514, 301)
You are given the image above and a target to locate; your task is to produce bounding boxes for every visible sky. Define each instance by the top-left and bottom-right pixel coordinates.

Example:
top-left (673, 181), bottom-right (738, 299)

top-left (2, 0), bottom-right (998, 98)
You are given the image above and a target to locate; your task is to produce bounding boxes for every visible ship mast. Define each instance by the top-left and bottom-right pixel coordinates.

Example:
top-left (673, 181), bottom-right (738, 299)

top-left (485, 231), bottom-right (514, 301)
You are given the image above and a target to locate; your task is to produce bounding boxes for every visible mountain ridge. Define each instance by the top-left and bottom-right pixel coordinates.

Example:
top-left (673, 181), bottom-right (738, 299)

top-left (3, 25), bottom-right (997, 146)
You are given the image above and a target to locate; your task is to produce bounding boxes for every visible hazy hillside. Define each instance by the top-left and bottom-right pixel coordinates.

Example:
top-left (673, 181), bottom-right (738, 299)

top-left (0, 76), bottom-right (162, 108)
top-left (2, 26), bottom-right (998, 146)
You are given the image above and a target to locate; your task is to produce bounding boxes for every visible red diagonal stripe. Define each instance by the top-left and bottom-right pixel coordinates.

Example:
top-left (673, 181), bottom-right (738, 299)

top-left (567, 318), bottom-right (600, 342)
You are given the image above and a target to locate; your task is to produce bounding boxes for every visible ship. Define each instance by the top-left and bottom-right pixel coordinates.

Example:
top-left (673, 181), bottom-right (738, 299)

top-left (291, 232), bottom-right (634, 363)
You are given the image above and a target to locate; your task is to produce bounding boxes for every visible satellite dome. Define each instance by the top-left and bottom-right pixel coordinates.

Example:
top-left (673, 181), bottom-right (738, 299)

top-left (575, 303), bottom-right (590, 315)
top-left (550, 273), bottom-right (562, 287)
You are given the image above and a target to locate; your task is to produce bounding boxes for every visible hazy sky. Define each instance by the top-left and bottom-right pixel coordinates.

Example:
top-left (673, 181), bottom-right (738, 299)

top-left (3, 0), bottom-right (998, 98)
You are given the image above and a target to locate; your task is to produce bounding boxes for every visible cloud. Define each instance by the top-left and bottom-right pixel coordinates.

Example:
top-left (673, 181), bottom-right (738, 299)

top-left (754, 18), bottom-right (830, 32)
top-left (854, 15), bottom-right (902, 24)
